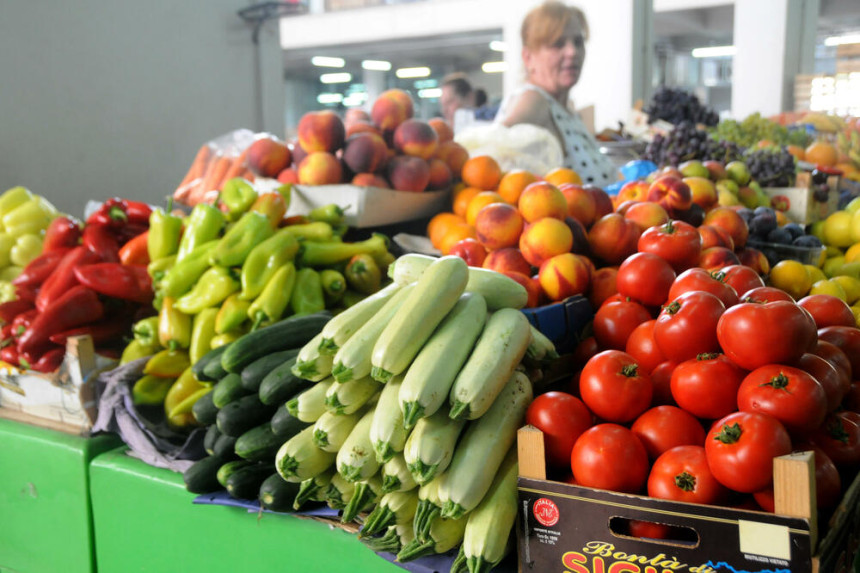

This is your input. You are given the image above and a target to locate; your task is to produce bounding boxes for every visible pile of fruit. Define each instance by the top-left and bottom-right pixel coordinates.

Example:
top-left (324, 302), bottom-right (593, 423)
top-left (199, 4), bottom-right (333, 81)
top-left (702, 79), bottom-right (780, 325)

top-left (182, 255), bottom-right (554, 572)
top-left (643, 121), bottom-right (745, 167)
top-left (710, 112), bottom-right (812, 149)
top-left (643, 87), bottom-right (719, 127)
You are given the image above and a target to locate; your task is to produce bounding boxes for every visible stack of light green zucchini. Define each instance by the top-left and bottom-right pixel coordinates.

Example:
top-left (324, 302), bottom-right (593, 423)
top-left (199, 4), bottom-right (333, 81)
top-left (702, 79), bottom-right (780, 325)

top-left (183, 253), bottom-right (558, 573)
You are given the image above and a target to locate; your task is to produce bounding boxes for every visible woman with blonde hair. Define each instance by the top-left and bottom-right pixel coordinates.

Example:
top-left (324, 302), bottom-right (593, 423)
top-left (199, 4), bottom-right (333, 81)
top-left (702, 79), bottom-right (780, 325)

top-left (496, 1), bottom-right (616, 187)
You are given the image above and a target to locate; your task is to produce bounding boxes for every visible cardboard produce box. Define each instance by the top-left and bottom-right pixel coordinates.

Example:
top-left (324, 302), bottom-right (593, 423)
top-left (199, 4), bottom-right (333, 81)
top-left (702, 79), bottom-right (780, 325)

top-left (763, 171), bottom-right (840, 225)
top-left (516, 426), bottom-right (860, 573)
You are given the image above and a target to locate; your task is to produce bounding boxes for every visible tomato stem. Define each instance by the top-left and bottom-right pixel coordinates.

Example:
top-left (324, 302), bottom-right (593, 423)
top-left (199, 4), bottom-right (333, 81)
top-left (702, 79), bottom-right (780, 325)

top-left (663, 219), bottom-right (676, 234)
top-left (663, 301), bottom-right (681, 316)
top-left (761, 372), bottom-right (791, 391)
top-left (714, 422), bottom-right (742, 445)
top-left (674, 471), bottom-right (697, 492)
top-left (825, 417), bottom-right (849, 444)
top-left (710, 271), bottom-right (727, 283)
top-left (620, 363), bottom-right (640, 378)
top-left (696, 352), bottom-right (719, 361)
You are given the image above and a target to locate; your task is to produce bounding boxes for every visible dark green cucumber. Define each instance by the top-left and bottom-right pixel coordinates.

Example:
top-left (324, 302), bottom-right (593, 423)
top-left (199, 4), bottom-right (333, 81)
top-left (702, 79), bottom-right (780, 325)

top-left (241, 348), bottom-right (300, 392)
top-left (220, 312), bottom-right (330, 374)
top-left (192, 390), bottom-right (219, 425)
top-left (183, 455), bottom-right (226, 494)
top-left (226, 462), bottom-right (275, 500)
top-left (216, 394), bottom-right (278, 438)
top-left (213, 432), bottom-right (239, 459)
top-left (217, 459), bottom-right (253, 488)
top-left (259, 358), bottom-right (313, 406)
top-left (235, 422), bottom-right (282, 462)
top-left (197, 343), bottom-right (232, 381)
top-left (259, 472), bottom-right (301, 512)
top-left (212, 373), bottom-right (250, 409)
top-left (203, 424), bottom-right (222, 456)
top-left (270, 400), bottom-right (310, 440)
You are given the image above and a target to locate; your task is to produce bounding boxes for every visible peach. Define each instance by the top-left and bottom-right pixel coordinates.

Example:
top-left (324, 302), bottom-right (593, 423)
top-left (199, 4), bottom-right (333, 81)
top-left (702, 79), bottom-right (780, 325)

top-left (437, 222), bottom-right (477, 256)
top-left (703, 207), bottom-right (749, 249)
top-left (428, 118), bottom-right (454, 143)
top-left (344, 108), bottom-right (370, 129)
top-left (518, 182), bottom-right (568, 223)
top-left (290, 139), bottom-right (307, 167)
top-left (386, 155), bottom-right (430, 192)
top-left (538, 253), bottom-right (591, 302)
top-left (586, 185), bottom-right (614, 219)
top-left (483, 247), bottom-right (532, 276)
top-left (683, 176), bottom-right (718, 210)
top-left (371, 89), bottom-right (414, 133)
top-left (352, 173), bottom-right (390, 189)
top-left (297, 110), bottom-right (346, 154)
top-left (576, 254), bottom-right (596, 282)
top-left (588, 267), bottom-right (618, 309)
top-left (616, 180), bottom-right (650, 205)
top-left (448, 237), bottom-right (487, 267)
top-left (565, 216), bottom-right (591, 256)
top-left (738, 247), bottom-right (770, 276)
top-left (465, 191), bottom-right (505, 227)
top-left (276, 167), bottom-right (298, 184)
top-left (298, 151), bottom-right (343, 185)
top-left (587, 213), bottom-right (641, 265)
top-left (624, 202), bottom-right (669, 232)
top-left (342, 132), bottom-right (388, 174)
top-left (502, 271), bottom-right (542, 308)
top-left (558, 183), bottom-right (597, 227)
top-left (703, 160), bottom-right (727, 181)
top-left (474, 202), bottom-right (523, 251)
top-left (434, 141), bottom-right (469, 179)
top-left (346, 121), bottom-right (382, 139)
top-left (246, 136), bottom-right (292, 178)
top-left (697, 224), bottom-right (734, 251)
top-left (698, 246), bottom-right (740, 272)
top-left (647, 176), bottom-right (692, 214)
top-left (393, 120), bottom-right (438, 159)
top-left (426, 159), bottom-right (453, 191)
top-left (519, 217), bottom-right (574, 268)
top-left (615, 200), bottom-right (640, 215)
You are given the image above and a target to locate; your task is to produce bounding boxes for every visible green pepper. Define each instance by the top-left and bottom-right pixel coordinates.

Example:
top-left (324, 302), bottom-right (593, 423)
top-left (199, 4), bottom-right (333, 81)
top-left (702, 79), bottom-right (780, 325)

top-left (174, 266), bottom-right (239, 315)
top-left (344, 253), bottom-right (382, 295)
top-left (143, 348), bottom-right (192, 378)
top-left (3, 199), bottom-right (54, 238)
top-left (160, 240), bottom-right (218, 298)
top-left (290, 267), bottom-right (325, 316)
top-left (220, 178), bottom-right (258, 222)
top-left (120, 339), bottom-right (160, 365)
top-left (319, 269), bottom-right (347, 305)
top-left (0, 187), bottom-right (34, 218)
top-left (147, 254), bottom-right (176, 282)
top-left (164, 367), bottom-right (208, 428)
top-left (0, 234), bottom-right (13, 267)
top-left (215, 293), bottom-right (251, 335)
top-left (238, 228), bottom-right (299, 301)
top-left (210, 330), bottom-right (243, 349)
top-left (148, 199), bottom-right (184, 261)
top-left (250, 191), bottom-right (287, 227)
top-left (158, 296), bottom-right (192, 350)
top-left (10, 233), bottom-right (43, 268)
top-left (133, 316), bottom-right (161, 347)
top-left (132, 374), bottom-right (175, 406)
top-left (298, 233), bottom-right (389, 267)
top-left (189, 308), bottom-right (219, 365)
top-left (308, 203), bottom-right (346, 226)
top-left (209, 211), bottom-right (274, 268)
top-left (282, 221), bottom-right (334, 242)
top-left (247, 263), bottom-right (296, 329)
top-left (176, 203), bottom-right (225, 263)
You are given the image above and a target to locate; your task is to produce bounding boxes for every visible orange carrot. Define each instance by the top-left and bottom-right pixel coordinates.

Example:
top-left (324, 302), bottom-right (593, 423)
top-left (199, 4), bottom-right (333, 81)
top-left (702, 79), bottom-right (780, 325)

top-left (177, 144), bottom-right (212, 189)
top-left (200, 155), bottom-right (232, 194)
top-left (221, 148), bottom-right (250, 183)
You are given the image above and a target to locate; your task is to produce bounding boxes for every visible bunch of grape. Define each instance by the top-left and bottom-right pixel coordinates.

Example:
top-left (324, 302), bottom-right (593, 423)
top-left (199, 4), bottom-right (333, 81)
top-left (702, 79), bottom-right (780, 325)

top-left (643, 122), bottom-right (745, 166)
top-left (711, 113), bottom-right (812, 148)
top-left (745, 147), bottom-right (796, 187)
top-left (644, 87), bottom-right (720, 127)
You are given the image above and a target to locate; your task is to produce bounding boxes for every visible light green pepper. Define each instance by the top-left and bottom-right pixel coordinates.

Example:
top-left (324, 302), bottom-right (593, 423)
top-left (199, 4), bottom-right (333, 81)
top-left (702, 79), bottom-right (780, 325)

top-left (247, 263), bottom-right (296, 329)
top-left (174, 266), bottom-right (240, 315)
top-left (239, 228), bottom-right (299, 301)
top-left (10, 233), bottom-right (43, 267)
top-left (0, 187), bottom-right (34, 218)
top-left (209, 211), bottom-right (274, 268)
top-left (220, 178), bottom-right (258, 222)
top-left (2, 199), bottom-right (54, 238)
top-left (160, 241), bottom-right (218, 298)
top-left (176, 203), bottom-right (225, 263)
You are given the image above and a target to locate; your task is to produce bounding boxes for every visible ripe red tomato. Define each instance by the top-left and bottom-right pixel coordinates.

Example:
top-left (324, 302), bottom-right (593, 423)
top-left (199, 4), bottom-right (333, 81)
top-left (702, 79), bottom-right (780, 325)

top-left (592, 299), bottom-right (651, 350)
top-left (648, 445), bottom-right (727, 505)
top-left (719, 265), bottom-right (766, 298)
top-left (737, 365), bottom-right (828, 434)
top-left (572, 336), bottom-right (599, 370)
top-left (668, 267), bottom-right (739, 307)
top-left (797, 295), bottom-right (856, 329)
top-left (579, 350), bottom-right (652, 423)
top-left (670, 353), bottom-right (746, 420)
top-left (625, 320), bottom-right (666, 375)
top-left (525, 392), bottom-right (594, 469)
top-left (653, 291), bottom-right (725, 363)
top-left (650, 360), bottom-right (678, 406)
top-left (616, 252), bottom-right (676, 307)
top-left (793, 353), bottom-right (845, 412)
top-left (631, 405), bottom-right (706, 460)
top-left (571, 423), bottom-right (649, 493)
top-left (637, 220), bottom-right (702, 273)
top-left (627, 520), bottom-right (671, 540)
top-left (716, 301), bottom-right (818, 371)
top-left (704, 411), bottom-right (792, 493)
top-left (812, 340), bottom-right (853, 396)
top-left (817, 326), bottom-right (860, 377)
top-left (810, 413), bottom-right (860, 468)
top-left (741, 286), bottom-right (795, 304)
top-left (844, 381), bottom-right (860, 412)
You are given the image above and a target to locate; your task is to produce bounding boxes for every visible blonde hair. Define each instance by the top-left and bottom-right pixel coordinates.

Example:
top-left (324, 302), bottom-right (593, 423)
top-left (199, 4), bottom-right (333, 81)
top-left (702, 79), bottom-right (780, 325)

top-left (521, 1), bottom-right (589, 51)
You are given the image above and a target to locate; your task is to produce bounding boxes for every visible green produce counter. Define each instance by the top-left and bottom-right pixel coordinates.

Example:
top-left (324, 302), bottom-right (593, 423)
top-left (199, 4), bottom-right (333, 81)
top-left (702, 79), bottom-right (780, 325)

top-left (89, 448), bottom-right (403, 573)
top-left (0, 417), bottom-right (122, 573)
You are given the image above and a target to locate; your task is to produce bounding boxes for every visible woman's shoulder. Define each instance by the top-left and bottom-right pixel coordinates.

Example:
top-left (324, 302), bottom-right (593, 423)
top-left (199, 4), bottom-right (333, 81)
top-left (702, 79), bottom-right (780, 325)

top-left (496, 87), bottom-right (552, 128)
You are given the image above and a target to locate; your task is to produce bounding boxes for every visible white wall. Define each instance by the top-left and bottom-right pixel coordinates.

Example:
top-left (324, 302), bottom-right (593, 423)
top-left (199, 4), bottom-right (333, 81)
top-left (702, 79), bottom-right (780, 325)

top-left (0, 1), bottom-right (284, 217)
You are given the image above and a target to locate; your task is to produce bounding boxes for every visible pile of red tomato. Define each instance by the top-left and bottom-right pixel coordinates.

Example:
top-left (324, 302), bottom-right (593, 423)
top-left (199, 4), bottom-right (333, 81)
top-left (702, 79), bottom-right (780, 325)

top-left (526, 219), bottom-right (860, 528)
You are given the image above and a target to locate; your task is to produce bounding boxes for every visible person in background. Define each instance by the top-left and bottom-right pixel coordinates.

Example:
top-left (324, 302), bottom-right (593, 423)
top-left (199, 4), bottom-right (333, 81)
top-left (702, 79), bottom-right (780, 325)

top-left (440, 73), bottom-right (475, 126)
top-left (495, 1), bottom-right (616, 187)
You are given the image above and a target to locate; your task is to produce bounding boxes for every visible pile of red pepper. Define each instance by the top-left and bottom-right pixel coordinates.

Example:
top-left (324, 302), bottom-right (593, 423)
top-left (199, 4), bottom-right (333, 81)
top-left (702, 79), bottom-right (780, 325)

top-left (0, 198), bottom-right (157, 372)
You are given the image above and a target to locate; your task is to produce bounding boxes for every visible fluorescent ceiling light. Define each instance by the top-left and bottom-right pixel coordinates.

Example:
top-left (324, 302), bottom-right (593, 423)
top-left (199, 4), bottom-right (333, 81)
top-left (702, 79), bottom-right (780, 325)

top-left (825, 34), bottom-right (860, 47)
top-left (418, 88), bottom-right (442, 99)
top-left (482, 61), bottom-right (508, 73)
top-left (490, 40), bottom-right (508, 52)
top-left (320, 72), bottom-right (352, 84)
top-left (691, 45), bottom-right (736, 58)
top-left (343, 92), bottom-right (368, 107)
top-left (312, 56), bottom-right (345, 68)
top-left (317, 93), bottom-right (343, 104)
top-left (396, 66), bottom-right (431, 79)
top-left (362, 60), bottom-right (392, 71)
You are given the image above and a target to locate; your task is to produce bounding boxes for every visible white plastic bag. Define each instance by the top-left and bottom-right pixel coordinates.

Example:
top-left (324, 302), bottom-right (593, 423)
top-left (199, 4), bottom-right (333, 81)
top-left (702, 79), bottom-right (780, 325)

top-left (454, 123), bottom-right (563, 175)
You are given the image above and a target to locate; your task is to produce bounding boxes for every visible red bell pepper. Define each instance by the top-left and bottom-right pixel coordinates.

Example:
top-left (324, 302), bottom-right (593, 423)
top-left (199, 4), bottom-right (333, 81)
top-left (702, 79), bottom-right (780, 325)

top-left (82, 224), bottom-right (120, 263)
top-left (117, 223), bottom-right (150, 246)
top-left (48, 317), bottom-right (132, 346)
top-left (1, 344), bottom-right (19, 366)
top-left (118, 230), bottom-right (150, 266)
top-left (15, 285), bottom-right (37, 304)
top-left (86, 198), bottom-right (152, 229)
top-left (43, 216), bottom-right (83, 252)
top-left (12, 249), bottom-right (72, 288)
top-left (0, 299), bottom-right (34, 323)
top-left (0, 323), bottom-right (15, 347)
top-left (30, 347), bottom-right (65, 373)
top-left (35, 246), bottom-right (102, 312)
top-left (73, 263), bottom-right (153, 304)
top-left (11, 309), bottom-right (38, 338)
top-left (18, 285), bottom-right (105, 355)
